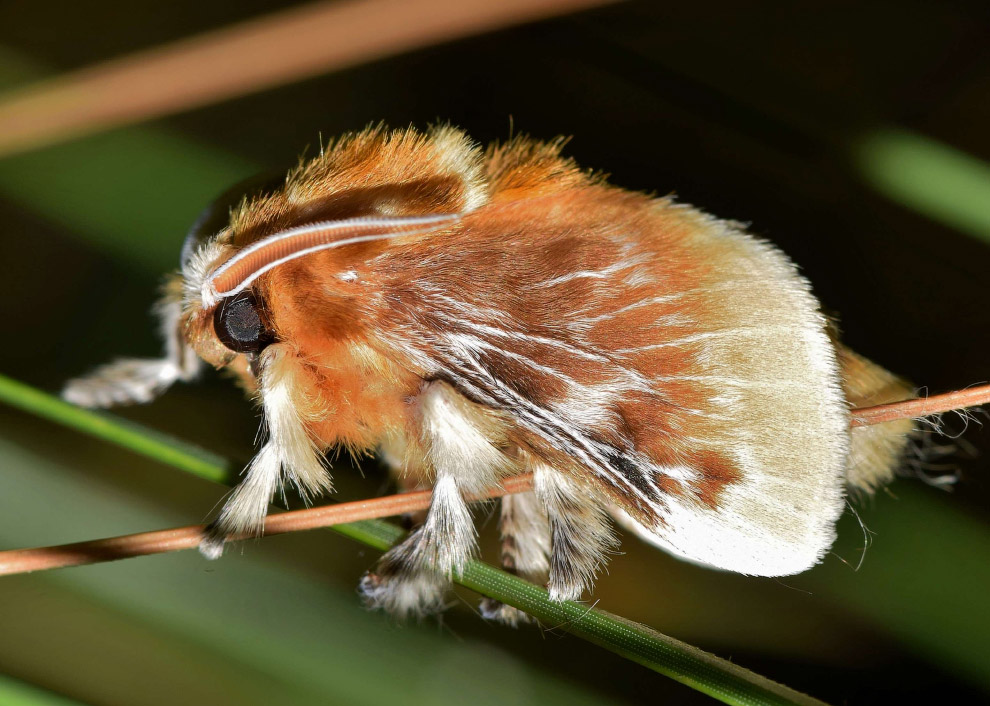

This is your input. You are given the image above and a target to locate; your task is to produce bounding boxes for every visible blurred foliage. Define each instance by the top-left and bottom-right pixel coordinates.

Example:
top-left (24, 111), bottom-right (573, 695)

top-left (0, 376), bottom-right (830, 706)
top-left (0, 373), bottom-right (231, 483)
top-left (856, 128), bottom-right (990, 245)
top-left (1, 2), bottom-right (990, 705)
top-left (0, 438), bottom-right (618, 706)
top-left (0, 675), bottom-right (82, 706)
top-left (0, 129), bottom-right (253, 272)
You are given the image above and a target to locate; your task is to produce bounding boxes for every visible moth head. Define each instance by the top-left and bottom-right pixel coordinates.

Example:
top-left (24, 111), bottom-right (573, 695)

top-left (177, 125), bottom-right (482, 372)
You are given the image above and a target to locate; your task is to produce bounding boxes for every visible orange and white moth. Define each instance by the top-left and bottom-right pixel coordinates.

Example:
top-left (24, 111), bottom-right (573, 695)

top-left (64, 125), bottom-right (914, 621)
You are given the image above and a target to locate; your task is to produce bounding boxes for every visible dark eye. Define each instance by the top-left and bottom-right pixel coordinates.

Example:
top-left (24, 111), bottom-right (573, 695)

top-left (213, 291), bottom-right (274, 354)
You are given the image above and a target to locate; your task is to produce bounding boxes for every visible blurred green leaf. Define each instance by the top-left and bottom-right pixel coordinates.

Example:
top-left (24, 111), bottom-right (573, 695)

top-left (0, 437), bottom-right (614, 706)
top-left (808, 487), bottom-right (990, 690)
top-left (0, 128), bottom-right (254, 271)
top-left (856, 128), bottom-right (990, 244)
top-left (0, 675), bottom-right (85, 706)
top-left (0, 46), bottom-right (256, 272)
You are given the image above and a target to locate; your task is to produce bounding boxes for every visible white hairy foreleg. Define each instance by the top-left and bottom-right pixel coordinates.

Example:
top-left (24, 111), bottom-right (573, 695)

top-left (200, 344), bottom-right (330, 558)
top-left (361, 381), bottom-right (510, 619)
top-left (62, 278), bottom-right (201, 408)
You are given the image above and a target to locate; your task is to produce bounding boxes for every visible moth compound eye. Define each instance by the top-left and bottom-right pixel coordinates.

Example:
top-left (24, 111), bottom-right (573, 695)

top-left (213, 291), bottom-right (273, 353)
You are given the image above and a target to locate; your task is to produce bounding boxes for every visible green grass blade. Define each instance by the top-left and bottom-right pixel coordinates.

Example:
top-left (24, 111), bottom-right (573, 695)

top-left (0, 373), bottom-right (230, 483)
top-left (0, 376), bottom-right (827, 706)
top-left (0, 675), bottom-right (88, 706)
top-left (457, 562), bottom-right (825, 706)
top-left (328, 520), bottom-right (821, 704)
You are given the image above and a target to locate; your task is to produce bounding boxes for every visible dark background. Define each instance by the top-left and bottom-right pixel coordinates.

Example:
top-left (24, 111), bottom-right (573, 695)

top-left (0, 2), bottom-right (988, 704)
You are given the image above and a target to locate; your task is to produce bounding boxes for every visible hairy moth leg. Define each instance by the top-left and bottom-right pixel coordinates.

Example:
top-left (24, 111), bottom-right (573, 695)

top-left (479, 490), bottom-right (551, 625)
top-left (62, 276), bottom-right (201, 407)
top-left (361, 381), bottom-right (512, 619)
top-left (358, 475), bottom-right (470, 618)
top-left (200, 343), bottom-right (330, 558)
top-left (532, 462), bottom-right (617, 602)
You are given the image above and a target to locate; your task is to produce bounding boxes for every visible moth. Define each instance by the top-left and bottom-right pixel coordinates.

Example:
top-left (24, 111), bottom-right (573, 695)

top-left (64, 125), bottom-right (914, 622)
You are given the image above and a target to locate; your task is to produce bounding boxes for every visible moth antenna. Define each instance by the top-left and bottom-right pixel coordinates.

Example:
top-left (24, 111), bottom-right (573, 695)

top-left (202, 213), bottom-right (460, 306)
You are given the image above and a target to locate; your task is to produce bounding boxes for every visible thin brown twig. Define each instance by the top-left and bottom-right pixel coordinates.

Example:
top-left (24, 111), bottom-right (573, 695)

top-left (0, 475), bottom-right (535, 576)
top-left (0, 0), bottom-right (616, 157)
top-left (3, 384), bottom-right (989, 578)
top-left (849, 383), bottom-right (990, 427)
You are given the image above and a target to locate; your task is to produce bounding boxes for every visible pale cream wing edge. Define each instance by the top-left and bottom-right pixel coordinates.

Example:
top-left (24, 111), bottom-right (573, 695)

top-left (603, 214), bottom-right (850, 577)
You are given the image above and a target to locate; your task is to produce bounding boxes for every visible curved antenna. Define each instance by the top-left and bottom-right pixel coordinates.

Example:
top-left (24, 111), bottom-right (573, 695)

top-left (201, 212), bottom-right (460, 307)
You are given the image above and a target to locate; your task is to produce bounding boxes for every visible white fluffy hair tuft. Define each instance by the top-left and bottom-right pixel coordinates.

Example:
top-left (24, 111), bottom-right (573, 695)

top-left (199, 343), bottom-right (330, 557)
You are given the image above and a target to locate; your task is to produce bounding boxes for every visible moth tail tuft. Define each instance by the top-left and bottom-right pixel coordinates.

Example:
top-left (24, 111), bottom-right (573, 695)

top-left (838, 344), bottom-right (916, 494)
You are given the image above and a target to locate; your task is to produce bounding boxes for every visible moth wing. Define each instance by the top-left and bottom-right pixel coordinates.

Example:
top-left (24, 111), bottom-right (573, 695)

top-left (601, 223), bottom-right (850, 577)
top-left (603, 226), bottom-right (851, 578)
top-left (410, 203), bottom-right (850, 577)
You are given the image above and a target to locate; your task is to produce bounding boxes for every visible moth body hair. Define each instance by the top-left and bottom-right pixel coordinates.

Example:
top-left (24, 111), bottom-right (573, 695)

top-left (418, 379), bottom-right (514, 497)
top-left (836, 344), bottom-right (917, 494)
top-left (499, 490), bottom-right (552, 580)
top-left (63, 124), bottom-right (922, 621)
top-left (532, 461), bottom-right (618, 601)
top-left (358, 558), bottom-right (450, 620)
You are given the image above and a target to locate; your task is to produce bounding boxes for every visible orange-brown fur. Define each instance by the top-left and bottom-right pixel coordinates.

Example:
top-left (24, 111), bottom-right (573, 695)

top-left (215, 148), bottom-right (737, 522)
top-left (163, 125), bottom-right (905, 606)
top-left (61, 124), bottom-right (918, 617)
top-left (184, 127), bottom-right (855, 527)
top-left (62, 123), bottom-right (926, 620)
